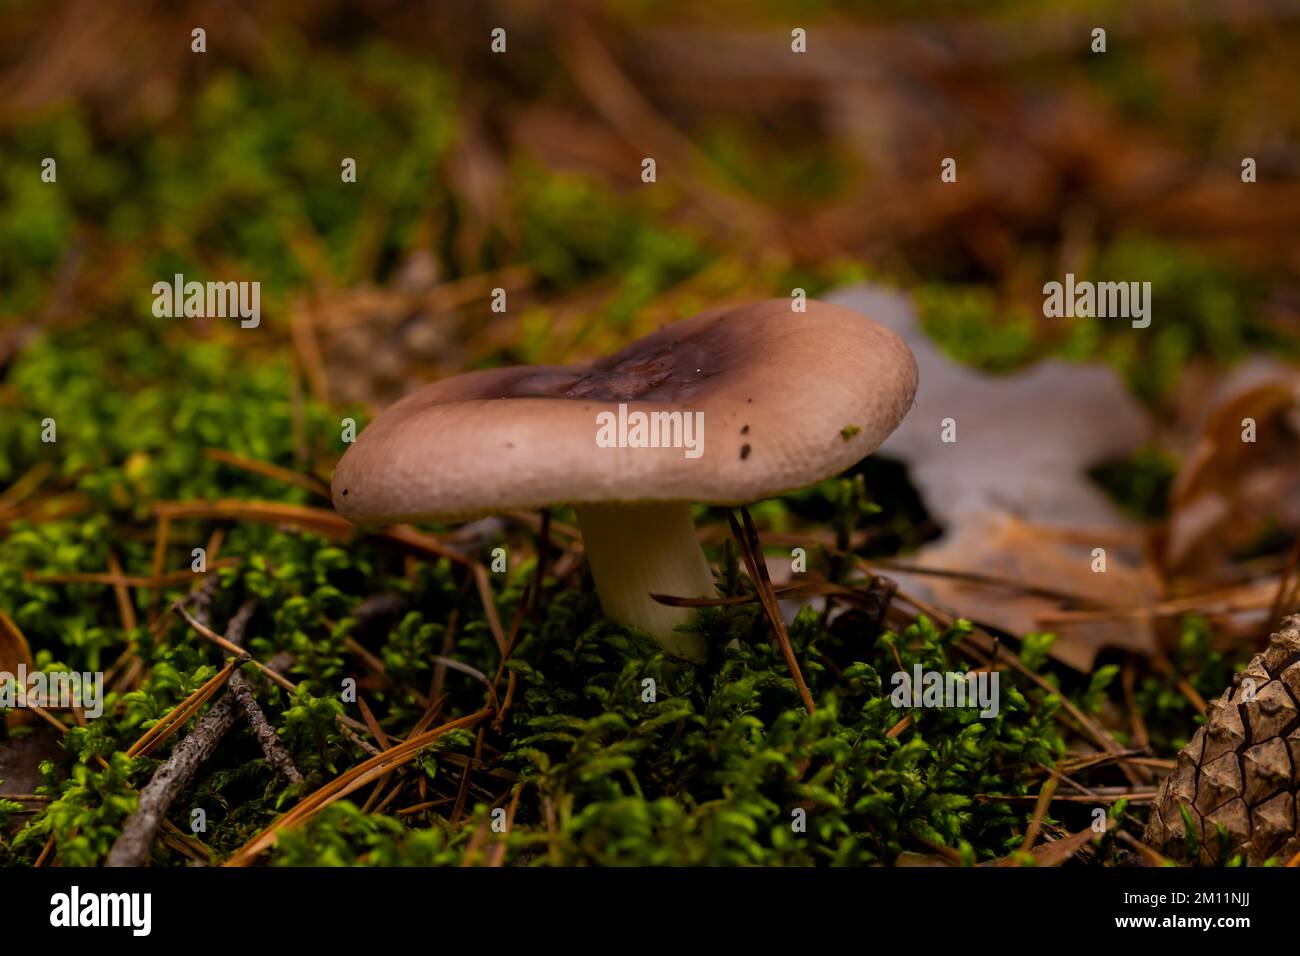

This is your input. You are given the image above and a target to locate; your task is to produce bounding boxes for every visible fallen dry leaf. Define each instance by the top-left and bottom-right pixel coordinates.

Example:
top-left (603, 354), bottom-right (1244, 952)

top-left (829, 284), bottom-right (1160, 668)
top-left (1167, 375), bottom-right (1300, 577)
top-left (829, 283), bottom-right (1150, 529)
top-left (898, 512), bottom-right (1162, 671)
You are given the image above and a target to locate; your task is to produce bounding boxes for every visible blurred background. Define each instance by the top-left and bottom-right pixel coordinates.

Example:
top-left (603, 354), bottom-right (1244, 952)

top-left (4, 0), bottom-right (1297, 395)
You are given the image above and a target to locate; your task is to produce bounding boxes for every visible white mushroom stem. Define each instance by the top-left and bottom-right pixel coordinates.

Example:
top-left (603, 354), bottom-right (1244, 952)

top-left (573, 501), bottom-right (715, 661)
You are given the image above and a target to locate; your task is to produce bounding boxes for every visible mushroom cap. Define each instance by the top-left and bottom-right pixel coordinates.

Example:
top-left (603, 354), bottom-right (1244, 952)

top-left (332, 298), bottom-right (918, 523)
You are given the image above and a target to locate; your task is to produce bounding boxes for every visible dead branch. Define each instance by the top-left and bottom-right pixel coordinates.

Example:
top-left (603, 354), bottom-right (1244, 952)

top-left (106, 599), bottom-right (294, 866)
top-left (224, 601), bottom-right (303, 786)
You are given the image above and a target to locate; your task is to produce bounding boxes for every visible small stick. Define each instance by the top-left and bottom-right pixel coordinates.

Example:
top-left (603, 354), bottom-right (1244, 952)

top-left (229, 672), bottom-right (302, 785)
top-left (472, 564), bottom-right (507, 656)
top-left (106, 601), bottom-right (288, 866)
top-left (106, 694), bottom-right (241, 866)
top-left (224, 601), bottom-right (303, 786)
top-left (175, 597), bottom-right (377, 746)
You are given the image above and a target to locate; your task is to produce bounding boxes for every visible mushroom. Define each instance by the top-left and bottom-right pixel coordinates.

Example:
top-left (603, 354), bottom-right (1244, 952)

top-left (332, 299), bottom-right (918, 661)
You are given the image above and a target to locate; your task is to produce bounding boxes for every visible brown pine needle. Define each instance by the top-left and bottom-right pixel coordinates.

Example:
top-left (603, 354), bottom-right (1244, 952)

top-left (172, 601), bottom-right (374, 742)
top-left (106, 551), bottom-right (138, 631)
top-left (155, 498), bottom-right (352, 536)
top-left (487, 782), bottom-right (524, 867)
top-left (431, 656), bottom-right (500, 713)
top-left (147, 513), bottom-right (171, 626)
top-left (27, 559), bottom-right (239, 588)
top-left (376, 523), bottom-right (473, 567)
top-left (396, 797), bottom-right (456, 817)
top-left (154, 498), bottom-right (474, 570)
top-left (355, 695), bottom-right (391, 750)
top-left (885, 714), bottom-right (912, 739)
top-left (1019, 768), bottom-right (1060, 853)
top-left (978, 790), bottom-right (1159, 805)
top-left (1118, 831), bottom-right (1171, 867)
top-left (356, 695), bottom-right (395, 814)
top-left (203, 447), bottom-right (331, 499)
top-left (224, 708), bottom-right (493, 866)
top-left (727, 509), bottom-right (815, 715)
top-left (28, 703), bottom-right (74, 738)
top-left (127, 654), bottom-right (247, 758)
top-left (409, 693), bottom-right (451, 739)
top-left (175, 604), bottom-right (297, 693)
top-left (652, 579), bottom-right (863, 608)
top-left (0, 461), bottom-right (52, 511)
top-left (34, 834), bottom-right (56, 867)
top-left (472, 564), bottom-right (507, 655)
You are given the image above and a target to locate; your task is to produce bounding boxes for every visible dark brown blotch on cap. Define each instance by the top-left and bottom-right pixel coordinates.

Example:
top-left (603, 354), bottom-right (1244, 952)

top-left (562, 315), bottom-right (748, 402)
top-left (429, 309), bottom-right (755, 406)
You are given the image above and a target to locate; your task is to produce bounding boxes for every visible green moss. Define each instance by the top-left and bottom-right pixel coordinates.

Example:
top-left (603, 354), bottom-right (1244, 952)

top-left (916, 285), bottom-right (1041, 373)
top-left (0, 315), bottom-right (1085, 865)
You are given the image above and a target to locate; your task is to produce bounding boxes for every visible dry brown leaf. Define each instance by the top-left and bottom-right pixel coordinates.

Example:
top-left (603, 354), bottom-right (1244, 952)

top-left (829, 284), bottom-right (1150, 530)
top-left (1167, 376), bottom-right (1300, 576)
top-left (897, 512), bottom-right (1163, 670)
top-left (827, 284), bottom-right (1158, 669)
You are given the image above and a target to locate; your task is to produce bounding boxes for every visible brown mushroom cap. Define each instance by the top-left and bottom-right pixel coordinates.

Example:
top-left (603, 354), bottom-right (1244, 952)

top-left (332, 298), bottom-right (918, 523)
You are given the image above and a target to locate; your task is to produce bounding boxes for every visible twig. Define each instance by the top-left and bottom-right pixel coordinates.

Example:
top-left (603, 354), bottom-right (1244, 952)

top-left (175, 598), bottom-right (378, 750)
top-left (105, 692), bottom-right (241, 866)
top-left (106, 600), bottom-right (282, 866)
top-left (224, 601), bottom-right (303, 786)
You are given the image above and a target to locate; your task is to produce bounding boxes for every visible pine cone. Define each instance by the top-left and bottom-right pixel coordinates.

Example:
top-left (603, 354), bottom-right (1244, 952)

top-left (1145, 616), bottom-right (1300, 865)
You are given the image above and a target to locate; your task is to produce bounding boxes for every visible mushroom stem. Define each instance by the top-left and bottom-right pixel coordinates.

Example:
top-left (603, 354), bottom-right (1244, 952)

top-left (573, 501), bottom-right (715, 661)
